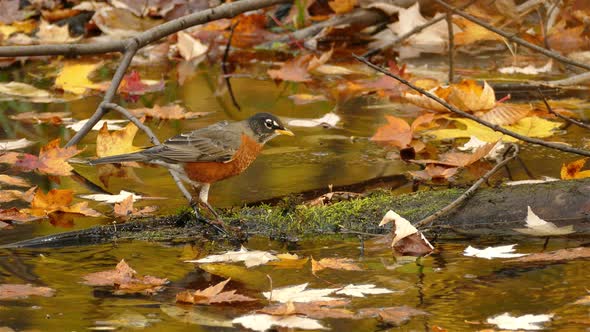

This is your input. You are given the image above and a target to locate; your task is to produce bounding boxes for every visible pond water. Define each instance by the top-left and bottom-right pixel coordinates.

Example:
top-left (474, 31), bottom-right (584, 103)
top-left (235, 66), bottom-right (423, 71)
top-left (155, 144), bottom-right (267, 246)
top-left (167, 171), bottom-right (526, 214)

top-left (1, 60), bottom-right (589, 331)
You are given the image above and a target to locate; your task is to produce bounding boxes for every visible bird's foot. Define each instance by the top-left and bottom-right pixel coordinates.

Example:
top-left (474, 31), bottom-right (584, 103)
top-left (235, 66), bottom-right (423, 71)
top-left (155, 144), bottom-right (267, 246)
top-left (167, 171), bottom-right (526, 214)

top-left (188, 200), bottom-right (227, 235)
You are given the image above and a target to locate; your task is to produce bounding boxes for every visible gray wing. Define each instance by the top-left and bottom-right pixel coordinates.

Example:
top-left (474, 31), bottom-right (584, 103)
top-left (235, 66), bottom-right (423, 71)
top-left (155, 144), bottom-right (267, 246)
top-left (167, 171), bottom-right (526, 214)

top-left (141, 121), bottom-right (244, 163)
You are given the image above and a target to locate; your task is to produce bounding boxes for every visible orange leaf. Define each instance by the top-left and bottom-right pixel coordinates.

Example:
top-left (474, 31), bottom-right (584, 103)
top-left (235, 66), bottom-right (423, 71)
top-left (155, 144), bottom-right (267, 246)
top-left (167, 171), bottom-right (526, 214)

top-left (268, 54), bottom-right (314, 82)
top-left (408, 165), bottom-right (458, 181)
top-left (561, 158), bottom-right (590, 179)
top-left (478, 103), bottom-right (532, 125)
top-left (311, 257), bottom-right (362, 274)
top-left (24, 188), bottom-right (101, 217)
top-left (453, 18), bottom-right (505, 45)
top-left (114, 195), bottom-right (157, 220)
top-left (447, 80), bottom-right (496, 112)
top-left (129, 104), bottom-right (211, 120)
top-left (328, 0), bottom-right (357, 14)
top-left (371, 116), bottom-right (412, 149)
top-left (412, 142), bottom-right (496, 167)
top-left (36, 139), bottom-right (83, 176)
top-left (0, 284), bottom-right (55, 300)
top-left (176, 278), bottom-right (256, 304)
top-left (83, 259), bottom-right (168, 295)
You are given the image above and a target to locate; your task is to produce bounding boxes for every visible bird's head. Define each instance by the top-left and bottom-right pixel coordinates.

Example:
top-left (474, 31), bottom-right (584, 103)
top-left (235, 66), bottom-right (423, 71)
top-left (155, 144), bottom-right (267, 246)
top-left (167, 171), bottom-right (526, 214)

top-left (247, 112), bottom-right (294, 143)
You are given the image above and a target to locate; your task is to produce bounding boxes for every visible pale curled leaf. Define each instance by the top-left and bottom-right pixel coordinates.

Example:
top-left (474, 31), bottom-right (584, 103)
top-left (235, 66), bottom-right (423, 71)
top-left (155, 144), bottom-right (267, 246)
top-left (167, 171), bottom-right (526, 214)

top-left (335, 284), bottom-right (393, 297)
top-left (187, 247), bottom-right (278, 268)
top-left (464, 244), bottom-right (527, 259)
top-left (514, 206), bottom-right (574, 236)
top-left (67, 119), bottom-right (128, 132)
top-left (263, 283), bottom-right (341, 303)
top-left (80, 190), bottom-right (143, 204)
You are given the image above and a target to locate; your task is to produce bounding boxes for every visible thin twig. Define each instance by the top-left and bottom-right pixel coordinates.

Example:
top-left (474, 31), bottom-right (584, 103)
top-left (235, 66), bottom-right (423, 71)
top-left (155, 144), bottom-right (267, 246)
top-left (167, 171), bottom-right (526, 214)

top-left (446, 12), bottom-right (455, 83)
top-left (538, 89), bottom-right (590, 131)
top-left (434, 0), bottom-right (590, 72)
top-left (353, 54), bottom-right (590, 157)
top-left (362, 0), bottom-right (477, 58)
top-left (415, 144), bottom-right (519, 228)
top-left (223, 21), bottom-right (241, 111)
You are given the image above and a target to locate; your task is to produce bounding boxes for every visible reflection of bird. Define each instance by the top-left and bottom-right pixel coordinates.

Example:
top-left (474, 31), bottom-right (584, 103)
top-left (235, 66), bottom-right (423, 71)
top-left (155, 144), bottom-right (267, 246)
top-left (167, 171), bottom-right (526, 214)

top-left (89, 113), bottom-right (294, 219)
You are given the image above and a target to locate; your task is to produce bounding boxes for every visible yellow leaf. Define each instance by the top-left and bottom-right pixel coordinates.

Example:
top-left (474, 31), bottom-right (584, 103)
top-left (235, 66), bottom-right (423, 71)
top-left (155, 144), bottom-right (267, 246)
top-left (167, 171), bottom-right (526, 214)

top-left (447, 80), bottom-right (496, 112)
top-left (54, 61), bottom-right (101, 95)
top-left (453, 18), bottom-right (505, 45)
top-left (561, 158), bottom-right (590, 179)
top-left (427, 117), bottom-right (562, 142)
top-left (96, 122), bottom-right (142, 158)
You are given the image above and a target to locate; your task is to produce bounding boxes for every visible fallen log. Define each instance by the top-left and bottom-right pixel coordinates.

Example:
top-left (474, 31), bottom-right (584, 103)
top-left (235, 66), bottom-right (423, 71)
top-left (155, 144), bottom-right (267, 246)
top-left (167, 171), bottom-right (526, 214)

top-left (3, 179), bottom-right (590, 248)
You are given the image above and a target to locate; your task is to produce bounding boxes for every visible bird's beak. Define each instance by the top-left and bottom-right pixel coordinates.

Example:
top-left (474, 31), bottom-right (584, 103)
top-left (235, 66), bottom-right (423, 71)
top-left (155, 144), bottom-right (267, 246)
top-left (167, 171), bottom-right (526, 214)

top-left (275, 128), bottom-right (295, 136)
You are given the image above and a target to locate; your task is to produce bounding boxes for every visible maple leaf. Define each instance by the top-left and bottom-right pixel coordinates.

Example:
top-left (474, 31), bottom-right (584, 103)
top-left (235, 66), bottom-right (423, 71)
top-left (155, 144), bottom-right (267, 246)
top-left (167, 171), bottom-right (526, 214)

top-left (561, 158), bottom-right (590, 179)
top-left (114, 195), bottom-right (157, 220)
top-left (231, 13), bottom-right (276, 48)
top-left (487, 313), bottom-right (553, 330)
top-left (23, 188), bottom-right (101, 217)
top-left (36, 139), bottom-right (83, 176)
top-left (311, 257), bottom-right (362, 274)
top-left (464, 244), bottom-right (527, 259)
top-left (447, 80), bottom-right (496, 112)
top-left (54, 61), bottom-right (102, 95)
top-left (96, 122), bottom-right (142, 159)
top-left (176, 278), bottom-right (256, 305)
top-left (0, 284), bottom-right (55, 300)
top-left (82, 259), bottom-right (168, 295)
top-left (371, 113), bottom-right (434, 149)
top-left (263, 283), bottom-right (341, 303)
top-left (268, 54), bottom-right (314, 82)
top-left (187, 247), bottom-right (278, 268)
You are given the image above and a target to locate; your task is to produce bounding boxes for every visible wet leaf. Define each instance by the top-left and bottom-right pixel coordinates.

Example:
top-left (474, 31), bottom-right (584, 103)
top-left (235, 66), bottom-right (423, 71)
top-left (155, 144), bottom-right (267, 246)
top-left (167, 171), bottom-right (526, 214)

top-left (0, 138), bottom-right (34, 151)
top-left (268, 54), bottom-right (314, 82)
top-left (0, 208), bottom-right (40, 222)
top-left (499, 60), bottom-right (553, 75)
top-left (408, 164), bottom-right (458, 181)
top-left (263, 283), bottom-right (341, 303)
top-left (514, 206), bottom-right (575, 236)
top-left (464, 244), bottom-right (527, 259)
top-left (160, 304), bottom-right (233, 327)
top-left (427, 117), bottom-right (562, 142)
top-left (0, 187), bottom-right (34, 203)
top-left (561, 158), bottom-right (590, 179)
top-left (371, 115), bottom-right (412, 149)
top-left (0, 82), bottom-right (53, 102)
top-left (80, 190), bottom-right (142, 204)
top-left (267, 253), bottom-right (309, 269)
top-left (311, 257), bottom-right (361, 274)
top-left (176, 278), bottom-right (256, 305)
top-left (547, 23), bottom-right (590, 54)
top-left (0, 284), bottom-right (55, 300)
top-left (286, 113), bottom-right (340, 128)
top-left (447, 80), bottom-right (496, 112)
top-left (487, 313), bottom-right (553, 330)
top-left (67, 119), bottom-right (128, 132)
top-left (453, 18), bottom-right (505, 45)
top-left (54, 61), bottom-right (102, 95)
top-left (412, 142), bottom-right (496, 167)
top-left (82, 259), bottom-right (168, 295)
top-left (403, 86), bottom-right (452, 112)
top-left (96, 122), bottom-right (142, 159)
top-left (288, 94), bottom-right (328, 105)
top-left (177, 31), bottom-right (208, 61)
top-left (233, 314), bottom-right (326, 331)
top-left (335, 284), bottom-right (393, 297)
top-left (35, 139), bottom-right (82, 176)
top-left (114, 195), bottom-right (157, 220)
top-left (509, 247), bottom-right (590, 263)
top-left (379, 210), bottom-right (433, 256)
top-left (23, 188), bottom-right (101, 217)
top-left (0, 174), bottom-right (30, 187)
top-left (358, 306), bottom-right (428, 326)
top-left (0, 1), bottom-right (26, 25)
top-left (187, 247), bottom-right (278, 268)
top-left (259, 300), bottom-right (354, 319)
top-left (117, 71), bottom-right (164, 96)
top-left (10, 111), bottom-right (70, 124)
top-left (129, 104), bottom-right (210, 120)
top-left (36, 20), bottom-right (81, 43)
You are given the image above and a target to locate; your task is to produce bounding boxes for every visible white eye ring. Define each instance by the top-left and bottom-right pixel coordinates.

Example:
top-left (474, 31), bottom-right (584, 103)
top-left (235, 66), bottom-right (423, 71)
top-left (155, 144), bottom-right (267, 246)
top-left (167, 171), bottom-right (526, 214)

top-left (264, 119), bottom-right (273, 129)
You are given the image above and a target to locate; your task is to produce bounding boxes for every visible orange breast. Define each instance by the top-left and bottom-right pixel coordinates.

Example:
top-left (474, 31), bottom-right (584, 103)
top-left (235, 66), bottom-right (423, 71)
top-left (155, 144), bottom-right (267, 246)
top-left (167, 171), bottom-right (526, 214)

top-left (183, 134), bottom-right (263, 184)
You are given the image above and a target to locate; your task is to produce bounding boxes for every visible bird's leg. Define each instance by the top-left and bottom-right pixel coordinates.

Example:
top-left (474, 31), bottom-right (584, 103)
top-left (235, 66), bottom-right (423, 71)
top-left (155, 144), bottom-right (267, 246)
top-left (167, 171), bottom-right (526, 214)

top-left (198, 183), bottom-right (223, 225)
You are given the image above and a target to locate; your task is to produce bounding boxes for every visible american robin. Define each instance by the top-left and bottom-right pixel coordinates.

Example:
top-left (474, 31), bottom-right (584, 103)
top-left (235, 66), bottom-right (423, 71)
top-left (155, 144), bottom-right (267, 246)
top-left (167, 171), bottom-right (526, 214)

top-left (89, 112), bottom-right (294, 219)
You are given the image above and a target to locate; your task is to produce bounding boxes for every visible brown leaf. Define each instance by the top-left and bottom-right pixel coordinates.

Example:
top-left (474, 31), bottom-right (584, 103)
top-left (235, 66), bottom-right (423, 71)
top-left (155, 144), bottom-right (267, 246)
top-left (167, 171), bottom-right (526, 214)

top-left (0, 187), bottom-right (35, 203)
top-left (393, 233), bottom-right (435, 257)
top-left (10, 111), bottom-right (70, 124)
top-left (36, 139), bottom-right (83, 176)
top-left (268, 54), bottom-right (314, 82)
top-left (358, 306), bottom-right (428, 326)
top-left (358, 62), bottom-right (409, 98)
top-left (0, 174), bottom-right (30, 187)
top-left (478, 103), bottom-right (532, 125)
top-left (176, 278), bottom-right (256, 304)
top-left (371, 116), bottom-right (412, 149)
top-left (412, 142), bottom-right (496, 167)
top-left (453, 18), bottom-right (505, 46)
top-left (0, 208), bottom-right (40, 223)
top-left (547, 23), bottom-right (590, 54)
top-left (129, 104), bottom-right (211, 120)
top-left (408, 165), bottom-right (458, 181)
top-left (24, 188), bottom-right (101, 217)
top-left (259, 301), bottom-right (354, 319)
top-left (267, 253), bottom-right (310, 269)
top-left (509, 247), bottom-right (590, 263)
top-left (0, 284), bottom-right (55, 300)
top-left (311, 257), bottom-right (362, 274)
top-left (114, 195), bottom-right (157, 220)
top-left (83, 259), bottom-right (168, 295)
top-left (447, 80), bottom-right (496, 112)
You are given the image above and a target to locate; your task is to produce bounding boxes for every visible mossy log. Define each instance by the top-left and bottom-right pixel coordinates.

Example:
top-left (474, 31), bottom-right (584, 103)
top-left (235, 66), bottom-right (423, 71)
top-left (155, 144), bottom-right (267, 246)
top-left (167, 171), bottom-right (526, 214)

top-left (4, 179), bottom-right (590, 248)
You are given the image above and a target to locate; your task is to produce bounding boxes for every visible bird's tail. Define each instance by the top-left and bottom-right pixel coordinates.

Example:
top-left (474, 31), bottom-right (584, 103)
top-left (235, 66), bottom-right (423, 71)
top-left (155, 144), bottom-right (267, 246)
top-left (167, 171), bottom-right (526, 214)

top-left (88, 152), bottom-right (148, 165)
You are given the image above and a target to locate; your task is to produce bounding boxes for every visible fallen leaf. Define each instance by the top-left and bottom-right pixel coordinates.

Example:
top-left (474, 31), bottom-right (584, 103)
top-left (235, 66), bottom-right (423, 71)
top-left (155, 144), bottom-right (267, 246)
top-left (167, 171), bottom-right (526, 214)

top-left (67, 119), bottom-right (128, 132)
top-left (176, 278), bottom-right (256, 304)
top-left (268, 54), bottom-right (314, 82)
top-left (514, 206), bottom-right (575, 236)
top-left (233, 314), bottom-right (326, 331)
top-left (10, 111), bottom-right (70, 124)
top-left (464, 244), bottom-right (527, 259)
top-left (478, 103), bottom-right (532, 126)
top-left (259, 300), bottom-right (353, 319)
top-left (487, 313), bottom-right (553, 331)
top-left (358, 306), bottom-right (428, 326)
top-left (129, 104), bottom-right (210, 120)
top-left (427, 117), bottom-right (562, 142)
top-left (187, 247), bottom-right (278, 268)
top-left (263, 283), bottom-right (341, 303)
top-left (0, 82), bottom-right (54, 102)
top-left (23, 188), bottom-right (101, 217)
top-left (177, 31), bottom-right (208, 61)
top-left (408, 164), bottom-right (458, 181)
top-left (574, 293), bottom-right (590, 305)
top-left (328, 0), bottom-right (357, 14)
top-left (453, 18), bottom-right (505, 46)
top-left (499, 60), bottom-right (553, 75)
top-left (311, 257), bottom-right (361, 274)
top-left (54, 61), bottom-right (102, 95)
top-left (335, 284), bottom-right (393, 297)
top-left (267, 253), bottom-right (309, 269)
top-left (36, 20), bottom-right (81, 43)
top-left (80, 190), bottom-right (142, 204)
top-left (357, 61), bottom-right (410, 98)
top-left (505, 177), bottom-right (559, 186)
top-left (0, 284), bottom-right (55, 300)
top-left (96, 122), bottom-right (142, 159)
top-left (160, 304), bottom-right (233, 327)
top-left (288, 94), bottom-right (328, 105)
top-left (82, 259), bottom-right (168, 295)
top-left (412, 142), bottom-right (496, 167)
top-left (403, 85), bottom-right (453, 112)
top-left (379, 210), bottom-right (434, 256)
top-left (0, 138), bottom-right (34, 151)
top-left (371, 115), bottom-right (412, 149)
top-left (286, 113), bottom-right (340, 128)
top-left (114, 195), bottom-right (157, 220)
top-left (561, 158), bottom-right (590, 179)
top-left (35, 139), bottom-right (82, 176)
top-left (0, 208), bottom-right (40, 222)
top-left (447, 80), bottom-right (496, 112)
top-left (0, 174), bottom-right (29, 187)
top-left (509, 247), bottom-right (590, 263)
top-left (0, 187), bottom-right (34, 203)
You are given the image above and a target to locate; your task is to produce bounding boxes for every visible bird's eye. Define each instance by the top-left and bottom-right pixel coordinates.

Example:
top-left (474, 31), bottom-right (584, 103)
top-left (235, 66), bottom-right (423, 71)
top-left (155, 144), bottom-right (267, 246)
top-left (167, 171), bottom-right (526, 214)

top-left (264, 119), bottom-right (273, 129)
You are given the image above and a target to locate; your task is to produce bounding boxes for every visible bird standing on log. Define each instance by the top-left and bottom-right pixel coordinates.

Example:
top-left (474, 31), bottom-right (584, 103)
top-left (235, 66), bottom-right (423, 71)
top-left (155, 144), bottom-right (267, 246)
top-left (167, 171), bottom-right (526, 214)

top-left (89, 112), bottom-right (294, 219)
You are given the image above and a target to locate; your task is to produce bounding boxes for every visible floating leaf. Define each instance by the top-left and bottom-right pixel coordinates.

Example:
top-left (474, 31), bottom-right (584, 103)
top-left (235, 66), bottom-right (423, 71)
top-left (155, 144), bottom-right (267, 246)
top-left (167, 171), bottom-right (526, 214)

top-left (487, 313), bottom-right (553, 331)
top-left (176, 278), bottom-right (256, 305)
top-left (464, 244), bottom-right (527, 259)
top-left (10, 111), bottom-right (70, 124)
top-left (509, 247), bottom-right (590, 263)
top-left (80, 190), bottom-right (142, 204)
top-left (187, 247), bottom-right (278, 268)
top-left (514, 206), bottom-right (575, 236)
top-left (287, 113), bottom-right (340, 128)
top-left (54, 61), bottom-right (102, 95)
top-left (233, 314), bottom-right (326, 331)
top-left (311, 257), bottom-right (361, 274)
top-left (379, 210), bottom-right (433, 256)
top-left (561, 158), bottom-right (590, 179)
top-left (177, 31), bottom-right (208, 61)
top-left (0, 284), bottom-right (55, 300)
top-left (358, 306), bottom-right (428, 326)
top-left (263, 283), bottom-right (341, 303)
top-left (23, 188), bottom-right (101, 217)
top-left (0, 174), bottom-right (30, 187)
top-left (129, 104), bottom-right (210, 120)
top-left (335, 284), bottom-right (393, 297)
top-left (447, 80), bottom-right (496, 112)
top-left (0, 138), bottom-right (34, 151)
top-left (82, 259), bottom-right (168, 295)
top-left (114, 195), bottom-right (157, 220)
top-left (96, 122), bottom-right (141, 159)
top-left (67, 119), bottom-right (128, 132)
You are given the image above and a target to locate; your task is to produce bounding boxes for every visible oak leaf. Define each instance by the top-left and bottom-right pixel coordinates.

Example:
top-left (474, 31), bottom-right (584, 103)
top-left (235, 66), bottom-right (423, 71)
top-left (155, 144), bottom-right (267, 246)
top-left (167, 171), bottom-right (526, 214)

top-left (176, 278), bottom-right (256, 304)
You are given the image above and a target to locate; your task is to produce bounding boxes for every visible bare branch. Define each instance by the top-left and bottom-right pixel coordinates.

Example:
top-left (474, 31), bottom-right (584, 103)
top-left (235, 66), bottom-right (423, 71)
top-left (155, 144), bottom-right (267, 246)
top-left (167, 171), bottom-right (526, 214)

top-left (416, 144), bottom-right (519, 228)
top-left (434, 0), bottom-right (590, 72)
top-left (446, 12), bottom-right (454, 83)
top-left (353, 54), bottom-right (590, 157)
top-left (538, 90), bottom-right (590, 131)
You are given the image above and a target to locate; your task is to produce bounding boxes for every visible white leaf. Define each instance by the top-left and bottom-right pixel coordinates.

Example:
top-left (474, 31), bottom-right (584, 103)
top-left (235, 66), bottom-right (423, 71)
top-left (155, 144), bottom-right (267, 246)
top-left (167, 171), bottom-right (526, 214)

top-left (187, 247), bottom-right (278, 268)
top-left (335, 284), bottom-right (394, 297)
top-left (487, 313), bottom-right (553, 330)
top-left (263, 283), bottom-right (340, 303)
top-left (464, 244), bottom-right (527, 259)
top-left (505, 177), bottom-right (559, 186)
top-left (0, 138), bottom-right (35, 151)
top-left (233, 314), bottom-right (326, 331)
top-left (514, 206), bottom-right (575, 236)
top-left (287, 113), bottom-right (340, 128)
top-left (67, 119), bottom-right (129, 132)
top-left (499, 60), bottom-right (553, 75)
top-left (458, 136), bottom-right (505, 161)
top-left (177, 31), bottom-right (208, 61)
top-left (80, 190), bottom-right (142, 204)
top-left (0, 82), bottom-right (51, 99)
